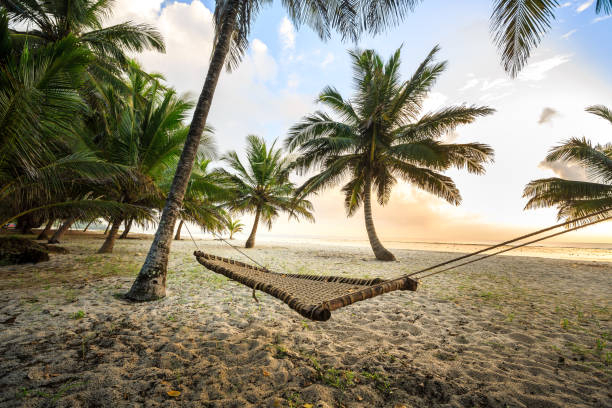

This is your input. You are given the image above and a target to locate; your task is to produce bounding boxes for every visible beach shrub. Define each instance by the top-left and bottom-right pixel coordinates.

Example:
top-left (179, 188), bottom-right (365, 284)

top-left (0, 237), bottom-right (50, 265)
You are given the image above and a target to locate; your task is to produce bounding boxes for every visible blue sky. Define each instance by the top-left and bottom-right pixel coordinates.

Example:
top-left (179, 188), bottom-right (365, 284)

top-left (113, 0), bottom-right (612, 243)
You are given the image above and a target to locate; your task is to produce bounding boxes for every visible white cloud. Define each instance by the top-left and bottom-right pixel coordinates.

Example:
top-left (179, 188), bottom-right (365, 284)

top-left (518, 55), bottom-right (572, 81)
top-left (561, 29), bottom-right (577, 39)
top-left (421, 92), bottom-right (448, 113)
top-left (459, 78), bottom-right (479, 91)
top-left (278, 16), bottom-right (295, 50)
top-left (108, 1), bottom-right (313, 156)
top-left (560, 2), bottom-right (572, 7)
top-left (593, 15), bottom-right (612, 23)
top-left (251, 39), bottom-right (278, 81)
top-left (321, 52), bottom-right (335, 68)
top-left (576, 0), bottom-right (594, 12)
top-left (480, 78), bottom-right (511, 91)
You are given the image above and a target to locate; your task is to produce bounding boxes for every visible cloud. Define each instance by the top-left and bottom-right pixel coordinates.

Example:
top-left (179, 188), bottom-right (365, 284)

top-left (538, 107), bottom-right (559, 124)
top-left (321, 52), bottom-right (335, 68)
top-left (108, 0), bottom-right (313, 155)
top-left (421, 92), bottom-right (448, 113)
top-left (251, 39), bottom-right (278, 81)
top-left (518, 55), bottom-right (572, 81)
top-left (593, 15), bottom-right (612, 23)
top-left (560, 1), bottom-right (572, 7)
top-left (459, 78), bottom-right (479, 91)
top-left (279, 16), bottom-right (296, 50)
top-left (538, 160), bottom-right (588, 181)
top-left (576, 0), bottom-right (594, 12)
top-left (561, 29), bottom-right (577, 39)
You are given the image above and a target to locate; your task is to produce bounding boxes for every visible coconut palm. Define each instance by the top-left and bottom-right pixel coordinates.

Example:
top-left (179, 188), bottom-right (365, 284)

top-left (2, 0), bottom-right (164, 77)
top-left (129, 0), bottom-right (424, 301)
top-left (225, 217), bottom-right (244, 240)
top-left (0, 18), bottom-right (127, 232)
top-left (286, 47), bottom-right (495, 261)
top-left (523, 105), bottom-right (612, 224)
top-left (490, 0), bottom-right (611, 77)
top-left (93, 67), bottom-right (197, 254)
top-left (166, 157), bottom-right (234, 241)
top-left (221, 135), bottom-right (314, 248)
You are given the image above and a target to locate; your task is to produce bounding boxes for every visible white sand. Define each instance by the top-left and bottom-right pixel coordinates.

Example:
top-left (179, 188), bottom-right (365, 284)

top-left (0, 234), bottom-right (610, 407)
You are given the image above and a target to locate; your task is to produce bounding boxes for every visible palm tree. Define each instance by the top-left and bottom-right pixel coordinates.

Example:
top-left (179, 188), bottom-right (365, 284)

top-left (490, 0), bottom-right (611, 77)
top-left (2, 0), bottom-right (164, 77)
top-left (221, 135), bottom-right (314, 248)
top-left (523, 105), bottom-right (612, 223)
top-left (0, 18), bottom-right (126, 233)
top-left (225, 216), bottom-right (244, 240)
top-left (129, 0), bottom-right (421, 300)
top-left (93, 67), bottom-right (196, 254)
top-left (286, 47), bottom-right (495, 261)
top-left (166, 157), bottom-right (234, 241)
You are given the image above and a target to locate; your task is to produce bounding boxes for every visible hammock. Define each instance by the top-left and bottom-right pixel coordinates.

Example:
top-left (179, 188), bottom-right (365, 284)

top-left (194, 251), bottom-right (417, 321)
top-left (191, 211), bottom-right (610, 321)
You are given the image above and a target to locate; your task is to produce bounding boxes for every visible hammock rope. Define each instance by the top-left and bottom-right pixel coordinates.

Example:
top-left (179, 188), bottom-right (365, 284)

top-left (189, 209), bottom-right (610, 321)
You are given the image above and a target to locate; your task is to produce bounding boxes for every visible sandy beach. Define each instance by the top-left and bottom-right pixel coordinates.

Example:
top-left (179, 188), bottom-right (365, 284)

top-left (0, 232), bottom-right (610, 407)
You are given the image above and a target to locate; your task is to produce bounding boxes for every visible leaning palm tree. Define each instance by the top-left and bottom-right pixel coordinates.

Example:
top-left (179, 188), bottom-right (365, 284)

top-left (221, 135), bottom-right (314, 248)
top-left (523, 105), bottom-right (612, 224)
top-left (225, 217), bottom-right (244, 240)
top-left (128, 0), bottom-right (423, 301)
top-left (286, 47), bottom-right (495, 261)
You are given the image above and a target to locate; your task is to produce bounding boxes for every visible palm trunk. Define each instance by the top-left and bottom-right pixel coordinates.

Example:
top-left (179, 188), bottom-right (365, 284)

top-left (229, 230), bottom-right (234, 240)
top-left (245, 207), bottom-right (261, 248)
top-left (82, 220), bottom-right (94, 232)
top-left (98, 218), bottom-right (122, 254)
top-left (103, 222), bottom-right (110, 235)
top-left (119, 218), bottom-right (132, 239)
top-left (363, 177), bottom-right (396, 261)
top-left (126, 0), bottom-right (240, 301)
top-left (174, 220), bottom-right (184, 240)
top-left (48, 217), bottom-right (75, 244)
top-left (37, 219), bottom-right (54, 240)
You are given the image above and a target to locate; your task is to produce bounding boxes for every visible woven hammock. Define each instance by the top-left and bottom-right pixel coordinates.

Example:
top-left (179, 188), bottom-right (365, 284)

top-left (194, 251), bottom-right (418, 321)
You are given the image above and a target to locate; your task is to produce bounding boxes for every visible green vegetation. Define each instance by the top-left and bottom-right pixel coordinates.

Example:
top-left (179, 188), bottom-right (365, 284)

top-left (221, 135), bottom-right (314, 248)
top-left (286, 46), bottom-right (494, 260)
top-left (524, 105), bottom-right (612, 223)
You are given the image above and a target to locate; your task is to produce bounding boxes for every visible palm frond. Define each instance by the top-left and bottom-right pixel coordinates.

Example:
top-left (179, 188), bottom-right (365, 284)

top-left (490, 0), bottom-right (559, 77)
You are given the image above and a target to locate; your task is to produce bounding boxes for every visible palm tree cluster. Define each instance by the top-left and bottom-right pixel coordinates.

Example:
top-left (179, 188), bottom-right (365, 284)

top-left (3, 1), bottom-right (608, 302)
top-left (0, 1), bottom-right (237, 254)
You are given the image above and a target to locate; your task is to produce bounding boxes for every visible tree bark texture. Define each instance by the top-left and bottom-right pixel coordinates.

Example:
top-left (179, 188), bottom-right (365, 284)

top-left (126, 0), bottom-right (240, 301)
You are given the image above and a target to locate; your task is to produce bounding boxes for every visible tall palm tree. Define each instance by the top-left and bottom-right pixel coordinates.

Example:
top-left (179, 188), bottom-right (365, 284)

top-left (523, 105), bottom-right (612, 224)
top-left (221, 135), bottom-right (314, 248)
top-left (129, 0), bottom-right (422, 301)
top-left (286, 47), bottom-right (495, 261)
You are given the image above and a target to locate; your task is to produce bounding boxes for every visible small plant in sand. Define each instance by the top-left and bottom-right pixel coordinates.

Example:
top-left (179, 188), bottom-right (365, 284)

top-left (225, 216), bottom-right (244, 240)
top-left (71, 310), bottom-right (85, 320)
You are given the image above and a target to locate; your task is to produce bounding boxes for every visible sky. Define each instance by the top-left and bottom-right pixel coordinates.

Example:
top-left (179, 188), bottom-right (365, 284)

top-left (109, 0), bottom-right (612, 244)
